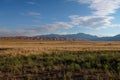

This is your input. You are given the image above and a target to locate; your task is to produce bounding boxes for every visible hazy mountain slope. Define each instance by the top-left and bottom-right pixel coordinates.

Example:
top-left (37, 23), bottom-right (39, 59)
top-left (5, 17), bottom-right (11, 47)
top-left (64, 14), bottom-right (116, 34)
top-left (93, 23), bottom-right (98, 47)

top-left (35, 33), bottom-right (120, 41)
top-left (0, 33), bottom-right (120, 41)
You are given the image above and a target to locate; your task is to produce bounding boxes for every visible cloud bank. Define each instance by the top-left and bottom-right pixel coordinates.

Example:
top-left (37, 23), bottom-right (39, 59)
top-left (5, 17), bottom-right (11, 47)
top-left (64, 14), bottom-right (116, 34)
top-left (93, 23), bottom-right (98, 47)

top-left (69, 15), bottom-right (114, 29)
top-left (0, 22), bottom-right (72, 36)
top-left (69, 0), bottom-right (120, 28)
top-left (74, 0), bottom-right (120, 16)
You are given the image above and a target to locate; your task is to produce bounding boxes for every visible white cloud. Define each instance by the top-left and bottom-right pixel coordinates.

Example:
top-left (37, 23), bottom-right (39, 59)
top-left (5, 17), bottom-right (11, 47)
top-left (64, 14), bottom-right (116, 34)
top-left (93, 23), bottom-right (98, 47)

top-left (68, 0), bottom-right (120, 29)
top-left (26, 1), bottom-right (36, 5)
top-left (21, 11), bottom-right (40, 17)
top-left (31, 22), bottom-right (73, 33)
top-left (27, 12), bottom-right (40, 16)
top-left (42, 22), bottom-right (73, 30)
top-left (0, 29), bottom-right (31, 36)
top-left (73, 0), bottom-right (120, 16)
top-left (0, 22), bottom-right (73, 36)
top-left (69, 15), bottom-right (114, 28)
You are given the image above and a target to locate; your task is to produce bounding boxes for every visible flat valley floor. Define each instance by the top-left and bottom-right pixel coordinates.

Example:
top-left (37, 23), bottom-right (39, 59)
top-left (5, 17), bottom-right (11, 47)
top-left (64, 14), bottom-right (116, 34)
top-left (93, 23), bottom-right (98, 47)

top-left (0, 39), bottom-right (120, 80)
top-left (0, 39), bottom-right (120, 56)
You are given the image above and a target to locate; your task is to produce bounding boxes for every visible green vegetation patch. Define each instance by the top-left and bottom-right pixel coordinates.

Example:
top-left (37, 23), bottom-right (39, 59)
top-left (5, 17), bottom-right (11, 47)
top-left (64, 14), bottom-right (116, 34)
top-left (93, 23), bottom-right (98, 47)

top-left (0, 50), bottom-right (120, 80)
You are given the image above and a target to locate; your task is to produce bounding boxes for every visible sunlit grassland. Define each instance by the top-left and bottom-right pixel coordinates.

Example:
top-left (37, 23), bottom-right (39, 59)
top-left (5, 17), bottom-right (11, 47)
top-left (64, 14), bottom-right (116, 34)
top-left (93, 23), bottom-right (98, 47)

top-left (0, 39), bottom-right (120, 56)
top-left (0, 39), bottom-right (120, 79)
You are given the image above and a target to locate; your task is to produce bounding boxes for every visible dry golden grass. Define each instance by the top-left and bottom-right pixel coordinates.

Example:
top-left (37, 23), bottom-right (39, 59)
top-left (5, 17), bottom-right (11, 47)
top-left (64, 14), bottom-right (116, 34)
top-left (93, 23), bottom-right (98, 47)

top-left (0, 39), bottom-right (120, 56)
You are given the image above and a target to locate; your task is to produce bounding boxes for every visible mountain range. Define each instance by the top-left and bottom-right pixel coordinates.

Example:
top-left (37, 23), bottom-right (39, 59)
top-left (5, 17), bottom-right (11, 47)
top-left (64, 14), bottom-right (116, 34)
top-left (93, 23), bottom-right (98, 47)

top-left (0, 33), bottom-right (120, 41)
top-left (35, 33), bottom-right (120, 41)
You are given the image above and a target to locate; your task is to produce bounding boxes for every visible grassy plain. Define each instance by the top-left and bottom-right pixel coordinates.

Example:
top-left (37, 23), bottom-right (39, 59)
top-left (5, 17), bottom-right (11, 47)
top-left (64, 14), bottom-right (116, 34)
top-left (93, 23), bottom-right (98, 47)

top-left (0, 39), bottom-right (120, 80)
top-left (0, 39), bottom-right (120, 56)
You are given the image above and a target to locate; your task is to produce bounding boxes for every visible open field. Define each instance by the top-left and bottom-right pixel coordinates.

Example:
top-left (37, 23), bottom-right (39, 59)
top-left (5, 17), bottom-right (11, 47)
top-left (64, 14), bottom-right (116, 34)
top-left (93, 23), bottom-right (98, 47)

top-left (0, 39), bottom-right (120, 80)
top-left (0, 39), bottom-right (120, 56)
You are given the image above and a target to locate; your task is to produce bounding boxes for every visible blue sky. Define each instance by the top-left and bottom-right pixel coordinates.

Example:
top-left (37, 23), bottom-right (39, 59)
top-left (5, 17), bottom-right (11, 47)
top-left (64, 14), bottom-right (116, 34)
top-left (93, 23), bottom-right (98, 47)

top-left (0, 0), bottom-right (120, 36)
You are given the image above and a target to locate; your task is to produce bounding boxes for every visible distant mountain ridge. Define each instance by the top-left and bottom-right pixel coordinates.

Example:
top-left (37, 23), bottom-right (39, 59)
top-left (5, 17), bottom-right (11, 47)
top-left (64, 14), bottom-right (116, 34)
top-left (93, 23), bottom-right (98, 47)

top-left (35, 33), bottom-right (98, 40)
top-left (35, 33), bottom-right (120, 41)
top-left (96, 34), bottom-right (120, 41)
top-left (0, 33), bottom-right (120, 41)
